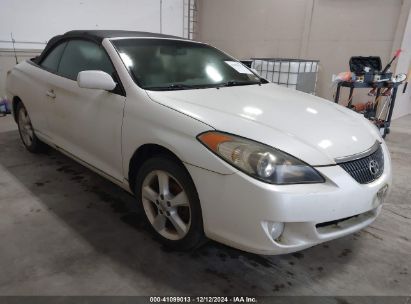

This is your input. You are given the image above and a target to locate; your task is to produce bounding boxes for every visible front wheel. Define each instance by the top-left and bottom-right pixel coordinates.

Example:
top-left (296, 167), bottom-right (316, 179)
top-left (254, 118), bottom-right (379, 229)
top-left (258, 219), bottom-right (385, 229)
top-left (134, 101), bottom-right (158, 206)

top-left (135, 156), bottom-right (205, 250)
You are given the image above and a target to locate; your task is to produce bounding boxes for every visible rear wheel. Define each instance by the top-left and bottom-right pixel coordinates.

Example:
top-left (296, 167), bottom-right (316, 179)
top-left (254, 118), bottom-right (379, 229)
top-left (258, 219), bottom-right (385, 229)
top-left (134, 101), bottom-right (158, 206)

top-left (16, 102), bottom-right (46, 153)
top-left (135, 156), bottom-right (205, 250)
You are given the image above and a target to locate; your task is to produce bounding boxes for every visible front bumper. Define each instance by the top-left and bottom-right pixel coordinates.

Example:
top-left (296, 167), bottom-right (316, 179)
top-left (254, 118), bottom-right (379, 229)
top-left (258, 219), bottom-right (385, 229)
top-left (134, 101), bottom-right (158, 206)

top-left (186, 142), bottom-right (392, 255)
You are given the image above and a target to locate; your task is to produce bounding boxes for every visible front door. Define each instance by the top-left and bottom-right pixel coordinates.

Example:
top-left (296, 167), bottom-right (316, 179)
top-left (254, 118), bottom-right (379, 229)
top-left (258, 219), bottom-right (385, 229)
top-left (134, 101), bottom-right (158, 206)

top-left (46, 39), bottom-right (125, 181)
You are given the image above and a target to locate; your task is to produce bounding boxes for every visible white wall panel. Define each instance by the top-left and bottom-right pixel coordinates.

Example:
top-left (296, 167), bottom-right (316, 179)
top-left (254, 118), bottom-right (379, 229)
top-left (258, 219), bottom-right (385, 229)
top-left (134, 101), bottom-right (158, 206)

top-left (0, 0), bottom-right (184, 49)
top-left (0, 0), bottom-right (185, 97)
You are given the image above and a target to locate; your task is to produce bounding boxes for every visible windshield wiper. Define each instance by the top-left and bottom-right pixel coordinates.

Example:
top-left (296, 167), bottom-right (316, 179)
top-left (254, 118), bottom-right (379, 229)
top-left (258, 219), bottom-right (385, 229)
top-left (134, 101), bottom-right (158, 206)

top-left (145, 79), bottom-right (268, 91)
top-left (145, 83), bottom-right (197, 91)
top-left (218, 80), bottom-right (263, 87)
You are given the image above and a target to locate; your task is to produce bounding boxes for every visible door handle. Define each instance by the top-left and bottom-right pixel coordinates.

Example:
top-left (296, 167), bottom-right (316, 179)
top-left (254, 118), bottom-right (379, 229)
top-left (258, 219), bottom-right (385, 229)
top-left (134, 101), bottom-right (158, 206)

top-left (46, 89), bottom-right (56, 99)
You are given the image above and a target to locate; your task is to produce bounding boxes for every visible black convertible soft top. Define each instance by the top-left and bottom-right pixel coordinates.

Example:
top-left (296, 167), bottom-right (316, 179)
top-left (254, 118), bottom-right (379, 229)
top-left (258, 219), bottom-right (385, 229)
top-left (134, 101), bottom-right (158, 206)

top-left (34, 30), bottom-right (187, 64)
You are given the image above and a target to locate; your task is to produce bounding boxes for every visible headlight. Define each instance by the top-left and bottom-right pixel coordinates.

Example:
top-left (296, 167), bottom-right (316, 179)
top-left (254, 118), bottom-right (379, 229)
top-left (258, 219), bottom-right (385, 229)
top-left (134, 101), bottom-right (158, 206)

top-left (197, 131), bottom-right (324, 185)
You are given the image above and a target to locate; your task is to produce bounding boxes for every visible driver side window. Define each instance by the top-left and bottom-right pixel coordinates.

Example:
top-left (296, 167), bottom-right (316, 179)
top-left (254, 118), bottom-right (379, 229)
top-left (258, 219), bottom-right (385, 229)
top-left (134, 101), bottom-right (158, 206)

top-left (57, 40), bottom-right (114, 80)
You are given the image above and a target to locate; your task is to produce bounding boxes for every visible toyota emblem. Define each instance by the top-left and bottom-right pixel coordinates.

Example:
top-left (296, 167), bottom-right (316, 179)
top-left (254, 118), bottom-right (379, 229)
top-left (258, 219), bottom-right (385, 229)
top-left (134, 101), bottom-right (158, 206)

top-left (369, 160), bottom-right (380, 176)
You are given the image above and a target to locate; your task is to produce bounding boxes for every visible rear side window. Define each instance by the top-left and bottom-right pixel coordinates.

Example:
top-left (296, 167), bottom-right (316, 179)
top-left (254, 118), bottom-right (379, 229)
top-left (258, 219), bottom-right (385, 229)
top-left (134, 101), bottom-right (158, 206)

top-left (58, 40), bottom-right (114, 80)
top-left (40, 42), bottom-right (67, 72)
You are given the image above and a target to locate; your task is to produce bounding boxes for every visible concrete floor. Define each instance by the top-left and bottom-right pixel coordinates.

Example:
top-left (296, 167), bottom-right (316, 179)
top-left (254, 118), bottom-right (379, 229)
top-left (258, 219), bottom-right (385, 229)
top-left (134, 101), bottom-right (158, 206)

top-left (0, 114), bottom-right (410, 296)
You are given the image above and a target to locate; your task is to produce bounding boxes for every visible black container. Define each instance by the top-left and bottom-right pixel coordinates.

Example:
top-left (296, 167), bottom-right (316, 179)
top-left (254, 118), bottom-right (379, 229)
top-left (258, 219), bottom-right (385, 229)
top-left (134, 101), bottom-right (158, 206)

top-left (364, 72), bottom-right (374, 83)
top-left (349, 56), bottom-right (382, 74)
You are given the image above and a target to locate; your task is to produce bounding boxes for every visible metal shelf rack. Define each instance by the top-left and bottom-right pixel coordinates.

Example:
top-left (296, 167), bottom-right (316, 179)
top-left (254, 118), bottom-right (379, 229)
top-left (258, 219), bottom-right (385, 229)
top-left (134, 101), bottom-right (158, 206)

top-left (250, 58), bottom-right (319, 94)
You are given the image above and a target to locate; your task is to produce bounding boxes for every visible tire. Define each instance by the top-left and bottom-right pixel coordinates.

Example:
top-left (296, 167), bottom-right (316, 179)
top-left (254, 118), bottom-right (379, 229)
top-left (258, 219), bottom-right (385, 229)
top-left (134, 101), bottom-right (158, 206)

top-left (135, 156), bottom-right (205, 250)
top-left (16, 102), bottom-right (47, 153)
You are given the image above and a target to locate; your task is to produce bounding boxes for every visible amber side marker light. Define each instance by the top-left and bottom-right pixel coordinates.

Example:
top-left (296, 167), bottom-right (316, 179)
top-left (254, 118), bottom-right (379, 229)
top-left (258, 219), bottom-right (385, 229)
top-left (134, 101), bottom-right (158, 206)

top-left (198, 132), bottom-right (232, 152)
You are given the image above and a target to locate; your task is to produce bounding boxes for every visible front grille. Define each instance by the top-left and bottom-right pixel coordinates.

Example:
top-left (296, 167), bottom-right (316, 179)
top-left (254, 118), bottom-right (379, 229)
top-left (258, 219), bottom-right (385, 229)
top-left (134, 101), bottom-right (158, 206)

top-left (339, 145), bottom-right (384, 184)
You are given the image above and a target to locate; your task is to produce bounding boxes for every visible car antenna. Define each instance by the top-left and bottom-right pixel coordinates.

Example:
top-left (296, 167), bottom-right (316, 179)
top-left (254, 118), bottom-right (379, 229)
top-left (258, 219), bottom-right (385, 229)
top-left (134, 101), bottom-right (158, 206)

top-left (10, 32), bottom-right (18, 65)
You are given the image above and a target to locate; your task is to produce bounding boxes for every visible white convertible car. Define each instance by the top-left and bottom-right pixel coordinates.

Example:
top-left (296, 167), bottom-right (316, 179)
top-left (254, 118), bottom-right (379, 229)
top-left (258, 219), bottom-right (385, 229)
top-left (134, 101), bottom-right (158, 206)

top-left (6, 30), bottom-right (391, 255)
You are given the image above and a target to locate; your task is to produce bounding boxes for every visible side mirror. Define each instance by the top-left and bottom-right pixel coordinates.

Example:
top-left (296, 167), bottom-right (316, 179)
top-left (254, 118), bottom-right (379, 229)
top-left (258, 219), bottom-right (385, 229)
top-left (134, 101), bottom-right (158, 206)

top-left (77, 70), bottom-right (116, 91)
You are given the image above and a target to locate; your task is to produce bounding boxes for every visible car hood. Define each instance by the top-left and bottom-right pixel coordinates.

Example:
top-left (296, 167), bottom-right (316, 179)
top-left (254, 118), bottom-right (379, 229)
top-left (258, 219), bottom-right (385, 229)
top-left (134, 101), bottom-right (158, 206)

top-left (146, 83), bottom-right (381, 166)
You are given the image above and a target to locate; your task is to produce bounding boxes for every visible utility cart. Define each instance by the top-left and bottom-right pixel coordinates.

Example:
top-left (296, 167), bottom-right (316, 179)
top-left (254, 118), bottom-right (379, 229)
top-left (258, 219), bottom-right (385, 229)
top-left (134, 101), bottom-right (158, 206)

top-left (333, 54), bottom-right (406, 138)
top-left (334, 80), bottom-right (401, 138)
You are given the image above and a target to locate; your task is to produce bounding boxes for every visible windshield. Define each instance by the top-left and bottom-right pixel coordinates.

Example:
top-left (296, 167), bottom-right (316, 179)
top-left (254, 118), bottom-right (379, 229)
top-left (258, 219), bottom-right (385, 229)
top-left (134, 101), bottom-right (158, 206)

top-left (111, 39), bottom-right (265, 90)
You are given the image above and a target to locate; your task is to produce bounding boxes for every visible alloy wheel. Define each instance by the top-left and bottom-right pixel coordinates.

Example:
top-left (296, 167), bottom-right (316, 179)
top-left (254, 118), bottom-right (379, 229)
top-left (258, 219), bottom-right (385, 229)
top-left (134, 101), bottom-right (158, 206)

top-left (141, 170), bottom-right (191, 241)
